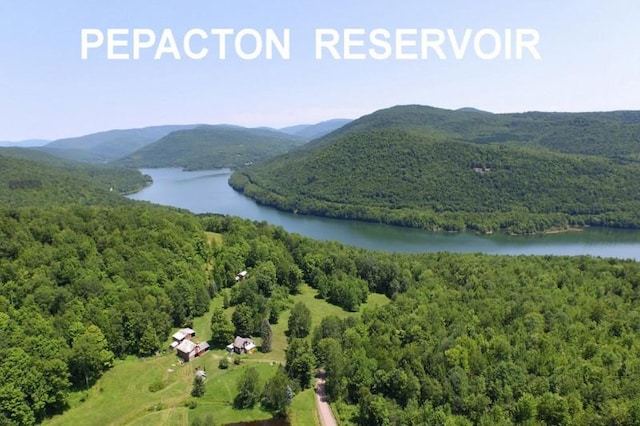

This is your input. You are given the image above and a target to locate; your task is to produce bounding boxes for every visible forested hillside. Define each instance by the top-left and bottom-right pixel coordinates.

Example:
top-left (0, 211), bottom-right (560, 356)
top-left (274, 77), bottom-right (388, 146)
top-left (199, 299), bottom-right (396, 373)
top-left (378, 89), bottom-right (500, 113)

top-left (204, 216), bottom-right (640, 425)
top-left (310, 105), bottom-right (640, 157)
top-left (0, 205), bottom-right (212, 424)
top-left (39, 124), bottom-right (199, 163)
top-left (230, 128), bottom-right (640, 234)
top-left (0, 151), bottom-right (150, 207)
top-left (2, 199), bottom-right (640, 424)
top-left (119, 125), bottom-right (306, 170)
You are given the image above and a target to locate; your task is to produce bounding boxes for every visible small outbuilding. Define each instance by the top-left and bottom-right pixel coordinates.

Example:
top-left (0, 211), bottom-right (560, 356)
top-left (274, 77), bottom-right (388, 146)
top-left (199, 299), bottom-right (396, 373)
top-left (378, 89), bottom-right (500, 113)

top-left (228, 336), bottom-right (256, 354)
top-left (172, 328), bottom-right (196, 343)
top-left (176, 339), bottom-right (197, 362)
top-left (235, 270), bottom-right (248, 281)
top-left (176, 340), bottom-right (210, 362)
top-left (196, 341), bottom-right (210, 356)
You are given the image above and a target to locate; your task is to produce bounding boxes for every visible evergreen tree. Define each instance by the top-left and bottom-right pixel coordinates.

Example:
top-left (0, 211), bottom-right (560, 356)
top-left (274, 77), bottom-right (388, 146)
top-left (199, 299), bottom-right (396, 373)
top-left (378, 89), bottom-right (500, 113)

top-left (261, 318), bottom-right (273, 353)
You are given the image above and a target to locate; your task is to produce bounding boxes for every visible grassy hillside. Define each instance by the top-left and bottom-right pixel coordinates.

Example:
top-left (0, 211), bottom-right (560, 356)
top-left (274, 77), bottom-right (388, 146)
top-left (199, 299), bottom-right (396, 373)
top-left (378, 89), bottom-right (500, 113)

top-left (119, 125), bottom-right (306, 170)
top-left (39, 124), bottom-right (200, 163)
top-left (0, 149), bottom-right (150, 207)
top-left (230, 125), bottom-right (640, 234)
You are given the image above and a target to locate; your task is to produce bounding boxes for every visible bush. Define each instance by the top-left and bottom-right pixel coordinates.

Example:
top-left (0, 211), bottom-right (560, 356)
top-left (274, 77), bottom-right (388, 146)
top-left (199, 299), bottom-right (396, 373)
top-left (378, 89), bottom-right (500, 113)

top-left (219, 357), bottom-right (229, 369)
top-left (185, 399), bottom-right (198, 409)
top-left (233, 357), bottom-right (242, 365)
top-left (148, 379), bottom-right (166, 393)
top-left (147, 403), bottom-right (165, 412)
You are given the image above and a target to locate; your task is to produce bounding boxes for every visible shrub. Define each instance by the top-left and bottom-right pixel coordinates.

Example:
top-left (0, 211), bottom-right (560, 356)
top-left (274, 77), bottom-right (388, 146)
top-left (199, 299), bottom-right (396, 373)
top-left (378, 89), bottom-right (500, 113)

top-left (148, 379), bottom-right (166, 393)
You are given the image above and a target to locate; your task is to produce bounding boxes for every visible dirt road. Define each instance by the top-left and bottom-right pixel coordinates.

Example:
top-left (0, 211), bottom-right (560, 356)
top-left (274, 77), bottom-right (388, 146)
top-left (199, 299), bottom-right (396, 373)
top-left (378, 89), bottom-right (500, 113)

top-left (315, 375), bottom-right (338, 426)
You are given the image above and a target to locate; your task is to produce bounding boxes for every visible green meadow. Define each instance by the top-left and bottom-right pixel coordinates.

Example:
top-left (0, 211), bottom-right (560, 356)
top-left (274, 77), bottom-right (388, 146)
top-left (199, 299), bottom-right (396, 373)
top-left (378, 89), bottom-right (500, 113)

top-left (45, 284), bottom-right (388, 426)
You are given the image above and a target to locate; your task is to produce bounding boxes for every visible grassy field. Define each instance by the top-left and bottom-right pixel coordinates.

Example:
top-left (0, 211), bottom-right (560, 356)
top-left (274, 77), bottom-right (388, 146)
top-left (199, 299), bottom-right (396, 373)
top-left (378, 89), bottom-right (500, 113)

top-left (45, 284), bottom-right (388, 426)
top-left (205, 231), bottom-right (223, 247)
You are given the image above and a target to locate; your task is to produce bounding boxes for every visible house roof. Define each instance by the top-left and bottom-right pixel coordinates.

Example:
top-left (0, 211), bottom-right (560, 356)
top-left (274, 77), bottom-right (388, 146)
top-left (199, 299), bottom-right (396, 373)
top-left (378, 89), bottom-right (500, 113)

top-left (170, 341), bottom-right (179, 349)
top-left (176, 339), bottom-right (196, 354)
top-left (172, 328), bottom-right (196, 341)
top-left (233, 336), bottom-right (255, 349)
top-left (197, 342), bottom-right (210, 351)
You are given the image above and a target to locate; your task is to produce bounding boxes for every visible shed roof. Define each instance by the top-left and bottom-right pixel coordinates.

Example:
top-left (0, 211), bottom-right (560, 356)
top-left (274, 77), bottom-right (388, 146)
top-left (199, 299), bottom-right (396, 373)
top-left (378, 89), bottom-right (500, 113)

top-left (176, 339), bottom-right (196, 354)
top-left (233, 336), bottom-right (255, 349)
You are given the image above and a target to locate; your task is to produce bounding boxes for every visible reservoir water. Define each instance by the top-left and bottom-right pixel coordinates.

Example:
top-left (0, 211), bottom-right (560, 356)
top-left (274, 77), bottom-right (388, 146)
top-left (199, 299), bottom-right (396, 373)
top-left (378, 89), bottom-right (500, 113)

top-left (128, 168), bottom-right (640, 260)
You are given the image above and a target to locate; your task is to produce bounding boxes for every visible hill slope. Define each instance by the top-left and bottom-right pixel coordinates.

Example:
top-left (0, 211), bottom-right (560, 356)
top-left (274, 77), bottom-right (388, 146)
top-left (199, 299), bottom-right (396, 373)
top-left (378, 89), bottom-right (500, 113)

top-left (119, 125), bottom-right (306, 170)
top-left (230, 110), bottom-right (640, 234)
top-left (304, 105), bottom-right (640, 157)
top-left (0, 148), bottom-right (150, 207)
top-left (38, 124), bottom-right (200, 163)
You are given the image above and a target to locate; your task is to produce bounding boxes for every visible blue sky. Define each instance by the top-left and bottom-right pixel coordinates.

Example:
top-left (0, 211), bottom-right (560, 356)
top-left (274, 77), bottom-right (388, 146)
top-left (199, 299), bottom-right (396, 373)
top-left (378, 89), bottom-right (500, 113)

top-left (1, 1), bottom-right (639, 140)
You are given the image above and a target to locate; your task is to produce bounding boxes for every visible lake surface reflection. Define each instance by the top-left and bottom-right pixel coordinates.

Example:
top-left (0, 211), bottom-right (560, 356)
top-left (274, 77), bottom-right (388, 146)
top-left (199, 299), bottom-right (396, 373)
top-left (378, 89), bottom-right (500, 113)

top-left (128, 168), bottom-right (640, 260)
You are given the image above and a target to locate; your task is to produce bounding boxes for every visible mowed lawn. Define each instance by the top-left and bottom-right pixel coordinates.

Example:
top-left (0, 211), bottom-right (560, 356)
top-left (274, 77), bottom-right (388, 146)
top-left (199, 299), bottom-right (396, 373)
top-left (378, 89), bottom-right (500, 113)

top-left (45, 284), bottom-right (387, 425)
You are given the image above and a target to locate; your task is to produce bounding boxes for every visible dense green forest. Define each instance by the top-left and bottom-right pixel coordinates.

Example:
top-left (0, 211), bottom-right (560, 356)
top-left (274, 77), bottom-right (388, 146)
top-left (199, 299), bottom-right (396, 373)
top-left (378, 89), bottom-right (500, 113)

top-left (198, 216), bottom-right (640, 425)
top-left (0, 205), bottom-right (215, 424)
top-left (230, 127), bottom-right (640, 234)
top-left (118, 125), bottom-right (306, 170)
top-left (4, 203), bottom-right (640, 424)
top-left (0, 150), bottom-right (150, 207)
top-left (311, 105), bottom-right (640, 157)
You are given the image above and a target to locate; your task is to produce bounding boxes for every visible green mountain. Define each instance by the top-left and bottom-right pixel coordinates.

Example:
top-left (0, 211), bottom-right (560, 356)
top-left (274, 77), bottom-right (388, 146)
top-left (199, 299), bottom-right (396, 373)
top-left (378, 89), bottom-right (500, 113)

top-left (37, 124), bottom-right (200, 163)
top-left (0, 148), bottom-right (150, 207)
top-left (305, 105), bottom-right (640, 157)
top-left (230, 105), bottom-right (640, 234)
top-left (118, 125), bottom-right (306, 170)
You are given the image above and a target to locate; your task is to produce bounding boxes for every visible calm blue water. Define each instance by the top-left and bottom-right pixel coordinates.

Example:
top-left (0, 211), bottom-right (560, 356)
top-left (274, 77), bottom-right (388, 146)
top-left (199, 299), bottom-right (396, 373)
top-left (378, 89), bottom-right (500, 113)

top-left (128, 168), bottom-right (640, 260)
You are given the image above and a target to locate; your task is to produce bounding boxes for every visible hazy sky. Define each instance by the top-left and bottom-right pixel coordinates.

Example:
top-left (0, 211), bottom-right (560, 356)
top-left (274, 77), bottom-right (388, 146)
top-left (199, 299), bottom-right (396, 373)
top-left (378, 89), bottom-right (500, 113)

top-left (1, 1), bottom-right (638, 140)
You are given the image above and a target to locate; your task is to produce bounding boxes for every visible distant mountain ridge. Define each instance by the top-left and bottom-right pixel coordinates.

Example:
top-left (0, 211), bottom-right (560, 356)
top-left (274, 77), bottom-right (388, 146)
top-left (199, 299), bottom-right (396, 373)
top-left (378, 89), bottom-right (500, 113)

top-left (37, 124), bottom-right (201, 163)
top-left (0, 139), bottom-right (49, 147)
top-left (118, 124), bottom-right (307, 170)
top-left (279, 119), bottom-right (352, 140)
top-left (13, 119), bottom-right (351, 166)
